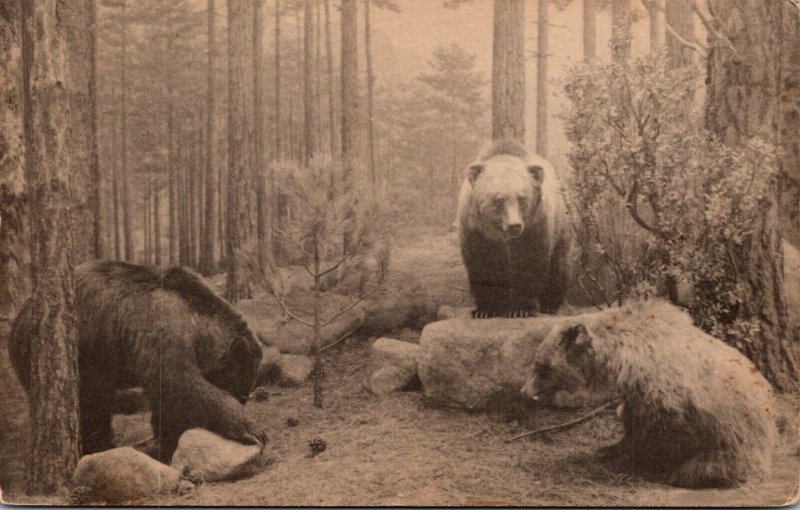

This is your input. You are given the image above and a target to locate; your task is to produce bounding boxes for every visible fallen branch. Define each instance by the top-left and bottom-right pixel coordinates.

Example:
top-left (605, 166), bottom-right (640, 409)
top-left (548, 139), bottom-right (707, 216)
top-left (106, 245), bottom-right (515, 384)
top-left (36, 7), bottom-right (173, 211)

top-left (505, 401), bottom-right (619, 443)
top-left (320, 327), bottom-right (358, 352)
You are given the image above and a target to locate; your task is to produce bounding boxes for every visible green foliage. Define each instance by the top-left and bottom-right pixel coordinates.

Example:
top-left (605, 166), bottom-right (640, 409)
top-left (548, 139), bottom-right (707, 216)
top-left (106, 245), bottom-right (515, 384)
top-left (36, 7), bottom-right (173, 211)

top-left (563, 53), bottom-right (778, 349)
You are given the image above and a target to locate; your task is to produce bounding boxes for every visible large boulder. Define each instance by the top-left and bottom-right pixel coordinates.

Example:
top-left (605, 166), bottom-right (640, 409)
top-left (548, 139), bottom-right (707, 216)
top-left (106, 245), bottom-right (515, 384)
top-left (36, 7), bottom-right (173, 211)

top-left (418, 316), bottom-right (568, 411)
top-left (170, 429), bottom-right (261, 483)
top-left (367, 338), bottom-right (420, 396)
top-left (71, 447), bottom-right (180, 504)
top-left (277, 354), bottom-right (314, 387)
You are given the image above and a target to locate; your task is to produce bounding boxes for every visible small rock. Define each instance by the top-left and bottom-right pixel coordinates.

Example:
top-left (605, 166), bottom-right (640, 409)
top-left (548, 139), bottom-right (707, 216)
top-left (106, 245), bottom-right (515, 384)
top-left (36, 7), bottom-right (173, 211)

top-left (368, 364), bottom-right (417, 396)
top-left (278, 354), bottom-right (313, 386)
top-left (256, 346), bottom-right (282, 385)
top-left (72, 447), bottom-right (180, 504)
top-left (171, 429), bottom-right (261, 483)
top-left (371, 337), bottom-right (420, 371)
top-left (286, 417), bottom-right (299, 427)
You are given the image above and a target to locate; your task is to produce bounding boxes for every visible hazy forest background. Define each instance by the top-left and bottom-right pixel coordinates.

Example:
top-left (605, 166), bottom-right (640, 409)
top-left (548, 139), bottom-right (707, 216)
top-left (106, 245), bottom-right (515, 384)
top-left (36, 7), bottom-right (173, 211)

top-left (0, 0), bottom-right (799, 504)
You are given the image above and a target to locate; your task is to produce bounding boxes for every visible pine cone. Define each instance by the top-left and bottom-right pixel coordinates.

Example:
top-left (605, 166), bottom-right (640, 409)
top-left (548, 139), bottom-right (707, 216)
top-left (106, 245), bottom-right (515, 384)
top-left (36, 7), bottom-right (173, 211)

top-left (308, 437), bottom-right (327, 456)
top-left (286, 417), bottom-right (300, 427)
top-left (251, 386), bottom-right (270, 402)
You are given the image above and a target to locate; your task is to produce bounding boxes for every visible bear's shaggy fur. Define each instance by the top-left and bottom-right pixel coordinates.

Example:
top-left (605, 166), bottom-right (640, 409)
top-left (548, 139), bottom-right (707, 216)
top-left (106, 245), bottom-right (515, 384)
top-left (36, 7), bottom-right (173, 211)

top-left (520, 299), bottom-right (777, 488)
top-left (9, 261), bottom-right (264, 462)
top-left (456, 140), bottom-right (571, 317)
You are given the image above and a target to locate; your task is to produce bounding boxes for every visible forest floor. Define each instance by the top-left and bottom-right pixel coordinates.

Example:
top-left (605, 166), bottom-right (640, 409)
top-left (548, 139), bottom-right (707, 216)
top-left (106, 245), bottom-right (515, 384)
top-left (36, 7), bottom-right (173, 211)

top-left (1, 226), bottom-right (798, 506)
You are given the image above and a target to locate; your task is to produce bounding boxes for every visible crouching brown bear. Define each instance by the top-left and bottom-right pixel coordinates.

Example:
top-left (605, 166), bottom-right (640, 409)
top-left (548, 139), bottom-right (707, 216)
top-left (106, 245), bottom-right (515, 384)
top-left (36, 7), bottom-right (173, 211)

top-left (520, 299), bottom-right (777, 488)
top-left (9, 261), bottom-right (265, 462)
top-left (456, 140), bottom-right (571, 318)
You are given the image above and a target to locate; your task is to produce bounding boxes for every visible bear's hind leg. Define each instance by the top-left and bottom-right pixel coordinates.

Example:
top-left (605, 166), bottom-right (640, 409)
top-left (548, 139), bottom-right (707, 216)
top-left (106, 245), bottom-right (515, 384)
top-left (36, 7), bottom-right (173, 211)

top-left (669, 452), bottom-right (744, 489)
top-left (79, 372), bottom-right (115, 454)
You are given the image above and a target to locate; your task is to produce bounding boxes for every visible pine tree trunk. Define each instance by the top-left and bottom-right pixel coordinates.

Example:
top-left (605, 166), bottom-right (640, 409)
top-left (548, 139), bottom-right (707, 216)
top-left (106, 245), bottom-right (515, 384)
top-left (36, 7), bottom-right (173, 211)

top-left (365, 0), bottom-right (377, 187)
top-left (611, 0), bottom-right (631, 64)
top-left (272, 0), bottom-right (284, 263)
top-left (340, 0), bottom-right (359, 175)
top-left (665, 0), bottom-right (694, 68)
top-left (0, 0), bottom-right (30, 321)
top-left (254, 0), bottom-right (268, 262)
top-left (705, 0), bottom-right (798, 391)
top-left (153, 171), bottom-right (161, 265)
top-left (226, 0), bottom-right (256, 302)
top-left (120, 0), bottom-right (133, 261)
top-left (200, 0), bottom-right (217, 274)
top-left (583, 0), bottom-right (596, 61)
top-left (315, 0), bottom-right (323, 149)
top-left (304, 0), bottom-right (318, 163)
top-left (324, 0), bottom-right (337, 156)
top-left (144, 189), bottom-right (151, 264)
top-left (90, 0), bottom-right (103, 259)
top-left (111, 108), bottom-right (121, 260)
top-left (20, 0), bottom-right (82, 493)
top-left (535, 0), bottom-right (547, 156)
top-left (491, 0), bottom-right (525, 142)
top-left (166, 29), bottom-right (177, 264)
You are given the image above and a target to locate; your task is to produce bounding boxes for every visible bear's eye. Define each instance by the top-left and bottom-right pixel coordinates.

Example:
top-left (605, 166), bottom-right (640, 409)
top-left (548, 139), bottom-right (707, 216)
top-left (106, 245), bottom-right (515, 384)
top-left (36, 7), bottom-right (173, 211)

top-left (492, 198), bottom-right (504, 210)
top-left (518, 196), bottom-right (528, 207)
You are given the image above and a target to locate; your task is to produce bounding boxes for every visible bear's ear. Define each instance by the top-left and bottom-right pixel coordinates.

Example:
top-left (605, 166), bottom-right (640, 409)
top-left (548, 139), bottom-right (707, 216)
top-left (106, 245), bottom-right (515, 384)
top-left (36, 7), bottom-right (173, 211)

top-left (528, 165), bottom-right (544, 185)
top-left (559, 323), bottom-right (592, 357)
top-left (468, 164), bottom-right (484, 185)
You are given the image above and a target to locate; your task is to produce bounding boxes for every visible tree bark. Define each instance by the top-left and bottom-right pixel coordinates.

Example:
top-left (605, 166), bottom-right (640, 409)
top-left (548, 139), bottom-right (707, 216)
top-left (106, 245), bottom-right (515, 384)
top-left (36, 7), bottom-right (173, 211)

top-left (111, 107), bottom-right (121, 260)
top-left (304, 0), bottom-right (318, 163)
top-left (272, 0), bottom-right (284, 263)
top-left (647, 0), bottom-right (663, 52)
top-left (90, 0), bottom-right (102, 259)
top-left (227, 0), bottom-right (256, 302)
top-left (340, 0), bottom-right (359, 175)
top-left (153, 167), bottom-right (161, 265)
top-left (583, 0), bottom-right (596, 61)
top-left (705, 0), bottom-right (798, 391)
top-left (166, 27), bottom-right (177, 264)
top-left (611, 0), bottom-right (632, 64)
top-left (200, 0), bottom-right (218, 274)
top-left (324, 0), bottom-right (337, 156)
top-left (0, 0), bottom-right (30, 321)
top-left (254, 0), bottom-right (269, 262)
top-left (120, 0), bottom-right (133, 261)
top-left (365, 0), bottom-right (377, 187)
top-left (535, 0), bottom-right (547, 156)
top-left (20, 0), bottom-right (82, 493)
top-left (665, 0), bottom-right (694, 68)
top-left (491, 0), bottom-right (525, 142)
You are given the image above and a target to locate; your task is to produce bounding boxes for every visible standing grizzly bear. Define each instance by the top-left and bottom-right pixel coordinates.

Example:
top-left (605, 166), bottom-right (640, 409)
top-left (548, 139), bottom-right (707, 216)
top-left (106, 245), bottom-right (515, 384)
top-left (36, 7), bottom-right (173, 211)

top-left (520, 300), bottom-right (777, 488)
top-left (456, 140), bottom-right (571, 318)
top-left (9, 261), bottom-right (265, 462)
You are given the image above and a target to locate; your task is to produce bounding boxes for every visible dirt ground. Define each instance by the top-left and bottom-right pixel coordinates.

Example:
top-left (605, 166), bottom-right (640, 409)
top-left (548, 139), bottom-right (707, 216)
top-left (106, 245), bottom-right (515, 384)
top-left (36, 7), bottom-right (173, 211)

top-left (1, 227), bottom-right (798, 506)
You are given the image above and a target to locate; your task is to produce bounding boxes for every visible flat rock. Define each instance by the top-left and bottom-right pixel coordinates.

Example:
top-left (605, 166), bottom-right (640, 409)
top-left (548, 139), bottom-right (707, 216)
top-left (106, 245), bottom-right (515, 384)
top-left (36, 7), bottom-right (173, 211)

top-left (278, 354), bottom-right (313, 386)
top-left (418, 316), bottom-right (568, 411)
top-left (72, 447), bottom-right (180, 504)
top-left (171, 429), bottom-right (261, 483)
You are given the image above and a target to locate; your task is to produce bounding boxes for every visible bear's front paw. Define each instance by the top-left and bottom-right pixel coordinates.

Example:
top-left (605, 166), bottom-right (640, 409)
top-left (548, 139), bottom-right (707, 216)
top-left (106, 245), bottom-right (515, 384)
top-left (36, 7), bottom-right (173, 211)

top-left (471, 309), bottom-right (494, 319)
top-left (504, 310), bottom-right (536, 318)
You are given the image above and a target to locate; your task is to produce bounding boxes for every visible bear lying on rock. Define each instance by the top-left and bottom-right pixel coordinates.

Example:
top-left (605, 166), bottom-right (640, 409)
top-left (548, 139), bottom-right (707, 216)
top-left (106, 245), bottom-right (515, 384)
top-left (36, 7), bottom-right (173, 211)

top-left (10, 261), bottom-right (265, 462)
top-left (521, 299), bottom-right (777, 488)
top-left (456, 140), bottom-right (571, 318)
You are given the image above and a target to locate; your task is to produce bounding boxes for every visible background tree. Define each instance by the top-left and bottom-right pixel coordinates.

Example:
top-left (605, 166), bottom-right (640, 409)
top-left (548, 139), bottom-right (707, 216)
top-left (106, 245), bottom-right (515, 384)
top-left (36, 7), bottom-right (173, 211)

top-left (20, 0), bottom-right (87, 493)
top-left (583, 0), bottom-right (596, 60)
top-left (227, 0), bottom-right (256, 302)
top-left (304, 0), bottom-right (318, 162)
top-left (704, 0), bottom-right (798, 390)
top-left (200, 0), bottom-right (218, 274)
top-left (535, 0), bottom-right (548, 156)
top-left (610, 0), bottom-right (631, 64)
top-left (491, 0), bottom-right (525, 142)
top-left (665, 0), bottom-right (695, 68)
top-left (0, 0), bottom-right (30, 323)
top-left (340, 0), bottom-right (359, 175)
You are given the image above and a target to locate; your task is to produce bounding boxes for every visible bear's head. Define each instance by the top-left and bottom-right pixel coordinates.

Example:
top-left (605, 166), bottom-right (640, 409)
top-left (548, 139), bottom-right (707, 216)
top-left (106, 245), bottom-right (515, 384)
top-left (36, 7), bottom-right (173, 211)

top-left (520, 322), bottom-right (594, 403)
top-left (468, 154), bottom-right (545, 241)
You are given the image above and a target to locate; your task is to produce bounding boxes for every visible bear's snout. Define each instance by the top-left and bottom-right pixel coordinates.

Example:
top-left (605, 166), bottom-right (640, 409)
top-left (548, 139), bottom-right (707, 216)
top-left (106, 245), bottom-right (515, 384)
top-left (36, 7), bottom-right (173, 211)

top-left (504, 223), bottom-right (523, 238)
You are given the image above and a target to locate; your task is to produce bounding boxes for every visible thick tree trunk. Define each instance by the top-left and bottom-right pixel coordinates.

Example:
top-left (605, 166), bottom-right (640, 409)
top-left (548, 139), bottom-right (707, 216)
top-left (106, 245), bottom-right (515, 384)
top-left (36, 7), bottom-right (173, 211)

top-left (535, 0), bottom-right (547, 156)
top-left (166, 31), bottom-right (177, 264)
top-left (226, 0), bottom-right (256, 302)
top-left (324, 0), bottom-right (337, 156)
top-left (304, 0), bottom-right (318, 163)
top-left (611, 0), bottom-right (632, 64)
top-left (272, 0), bottom-right (284, 263)
top-left (491, 0), bottom-right (525, 142)
top-left (200, 0), bottom-right (218, 275)
top-left (705, 0), bottom-right (798, 391)
top-left (665, 0), bottom-right (694, 68)
top-left (340, 0), bottom-right (359, 176)
top-left (120, 0), bottom-right (133, 261)
top-left (111, 109), bottom-right (121, 260)
top-left (0, 0), bottom-right (30, 321)
top-left (144, 188), bottom-right (151, 264)
top-left (365, 0), bottom-right (377, 187)
top-left (254, 0), bottom-right (268, 261)
top-left (583, 0), bottom-right (596, 61)
top-left (20, 0), bottom-right (82, 493)
top-left (90, 0), bottom-right (102, 259)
